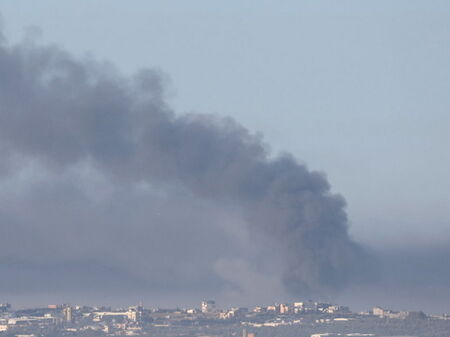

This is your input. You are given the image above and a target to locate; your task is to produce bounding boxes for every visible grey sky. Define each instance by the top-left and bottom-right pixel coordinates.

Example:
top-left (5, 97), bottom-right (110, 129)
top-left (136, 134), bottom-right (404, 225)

top-left (0, 1), bottom-right (450, 312)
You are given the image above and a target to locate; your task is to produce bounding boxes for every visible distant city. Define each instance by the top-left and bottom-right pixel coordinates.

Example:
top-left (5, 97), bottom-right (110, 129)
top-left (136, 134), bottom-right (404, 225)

top-left (1, 300), bottom-right (449, 337)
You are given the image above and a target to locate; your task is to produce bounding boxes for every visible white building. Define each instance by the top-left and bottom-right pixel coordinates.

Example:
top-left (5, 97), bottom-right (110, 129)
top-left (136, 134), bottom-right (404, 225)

top-left (201, 300), bottom-right (216, 313)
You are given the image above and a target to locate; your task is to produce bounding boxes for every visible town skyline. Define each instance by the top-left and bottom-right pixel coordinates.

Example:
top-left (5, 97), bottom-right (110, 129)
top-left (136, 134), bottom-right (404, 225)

top-left (1, 298), bottom-right (449, 337)
top-left (1, 0), bottom-right (450, 323)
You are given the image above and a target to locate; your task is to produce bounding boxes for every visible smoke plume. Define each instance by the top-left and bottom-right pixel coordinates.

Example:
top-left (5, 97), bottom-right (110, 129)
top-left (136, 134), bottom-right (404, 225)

top-left (0, 27), bottom-right (370, 299)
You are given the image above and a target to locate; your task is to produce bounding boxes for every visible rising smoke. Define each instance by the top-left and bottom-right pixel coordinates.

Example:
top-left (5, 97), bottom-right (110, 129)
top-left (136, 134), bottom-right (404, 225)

top-left (0, 26), bottom-right (372, 299)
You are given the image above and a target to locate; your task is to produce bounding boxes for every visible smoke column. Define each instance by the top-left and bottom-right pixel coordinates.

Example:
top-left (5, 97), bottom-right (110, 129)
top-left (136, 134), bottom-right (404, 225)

top-left (0, 29), bottom-right (370, 297)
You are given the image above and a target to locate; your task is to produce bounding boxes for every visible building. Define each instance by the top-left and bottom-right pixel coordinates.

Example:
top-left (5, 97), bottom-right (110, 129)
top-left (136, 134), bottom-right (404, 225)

top-left (63, 306), bottom-right (73, 323)
top-left (372, 307), bottom-right (385, 316)
top-left (266, 305), bottom-right (276, 312)
top-left (201, 300), bottom-right (216, 313)
top-left (278, 304), bottom-right (289, 314)
top-left (127, 306), bottom-right (144, 322)
top-left (0, 303), bottom-right (11, 313)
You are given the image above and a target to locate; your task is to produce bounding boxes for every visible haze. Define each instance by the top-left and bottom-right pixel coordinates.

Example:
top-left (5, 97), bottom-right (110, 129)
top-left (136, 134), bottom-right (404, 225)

top-left (0, 1), bottom-right (449, 314)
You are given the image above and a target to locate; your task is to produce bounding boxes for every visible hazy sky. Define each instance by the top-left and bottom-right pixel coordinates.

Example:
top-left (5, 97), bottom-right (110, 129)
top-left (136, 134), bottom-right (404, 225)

top-left (2, 0), bottom-right (449, 247)
top-left (0, 1), bottom-right (450, 312)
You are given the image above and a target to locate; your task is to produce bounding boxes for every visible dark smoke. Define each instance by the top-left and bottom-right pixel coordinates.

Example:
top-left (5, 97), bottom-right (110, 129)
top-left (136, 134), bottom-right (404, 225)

top-left (0, 28), bottom-right (371, 297)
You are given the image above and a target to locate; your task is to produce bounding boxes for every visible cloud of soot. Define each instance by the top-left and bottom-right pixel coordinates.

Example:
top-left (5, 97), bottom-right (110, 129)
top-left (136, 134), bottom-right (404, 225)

top-left (0, 28), bottom-right (372, 298)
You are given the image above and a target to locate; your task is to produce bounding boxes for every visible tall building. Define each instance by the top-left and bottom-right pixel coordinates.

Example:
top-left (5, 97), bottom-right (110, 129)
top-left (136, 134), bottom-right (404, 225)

top-left (0, 304), bottom-right (11, 313)
top-left (63, 306), bottom-right (72, 323)
top-left (278, 304), bottom-right (289, 314)
top-left (201, 300), bottom-right (216, 313)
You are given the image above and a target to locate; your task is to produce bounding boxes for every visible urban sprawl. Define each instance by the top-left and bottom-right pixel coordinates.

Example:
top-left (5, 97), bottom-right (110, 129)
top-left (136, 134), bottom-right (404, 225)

top-left (0, 300), bottom-right (449, 337)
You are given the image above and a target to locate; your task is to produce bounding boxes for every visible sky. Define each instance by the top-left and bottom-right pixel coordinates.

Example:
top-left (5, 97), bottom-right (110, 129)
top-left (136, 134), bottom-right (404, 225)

top-left (0, 1), bottom-right (449, 313)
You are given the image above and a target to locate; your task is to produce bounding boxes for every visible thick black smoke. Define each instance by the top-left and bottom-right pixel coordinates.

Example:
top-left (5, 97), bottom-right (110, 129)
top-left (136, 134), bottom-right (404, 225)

top-left (0, 29), bottom-right (370, 298)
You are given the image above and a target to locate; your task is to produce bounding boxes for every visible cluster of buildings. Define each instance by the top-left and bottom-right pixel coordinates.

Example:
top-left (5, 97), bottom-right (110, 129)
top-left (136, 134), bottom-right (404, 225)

top-left (370, 306), bottom-right (426, 320)
top-left (0, 300), bottom-right (441, 337)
